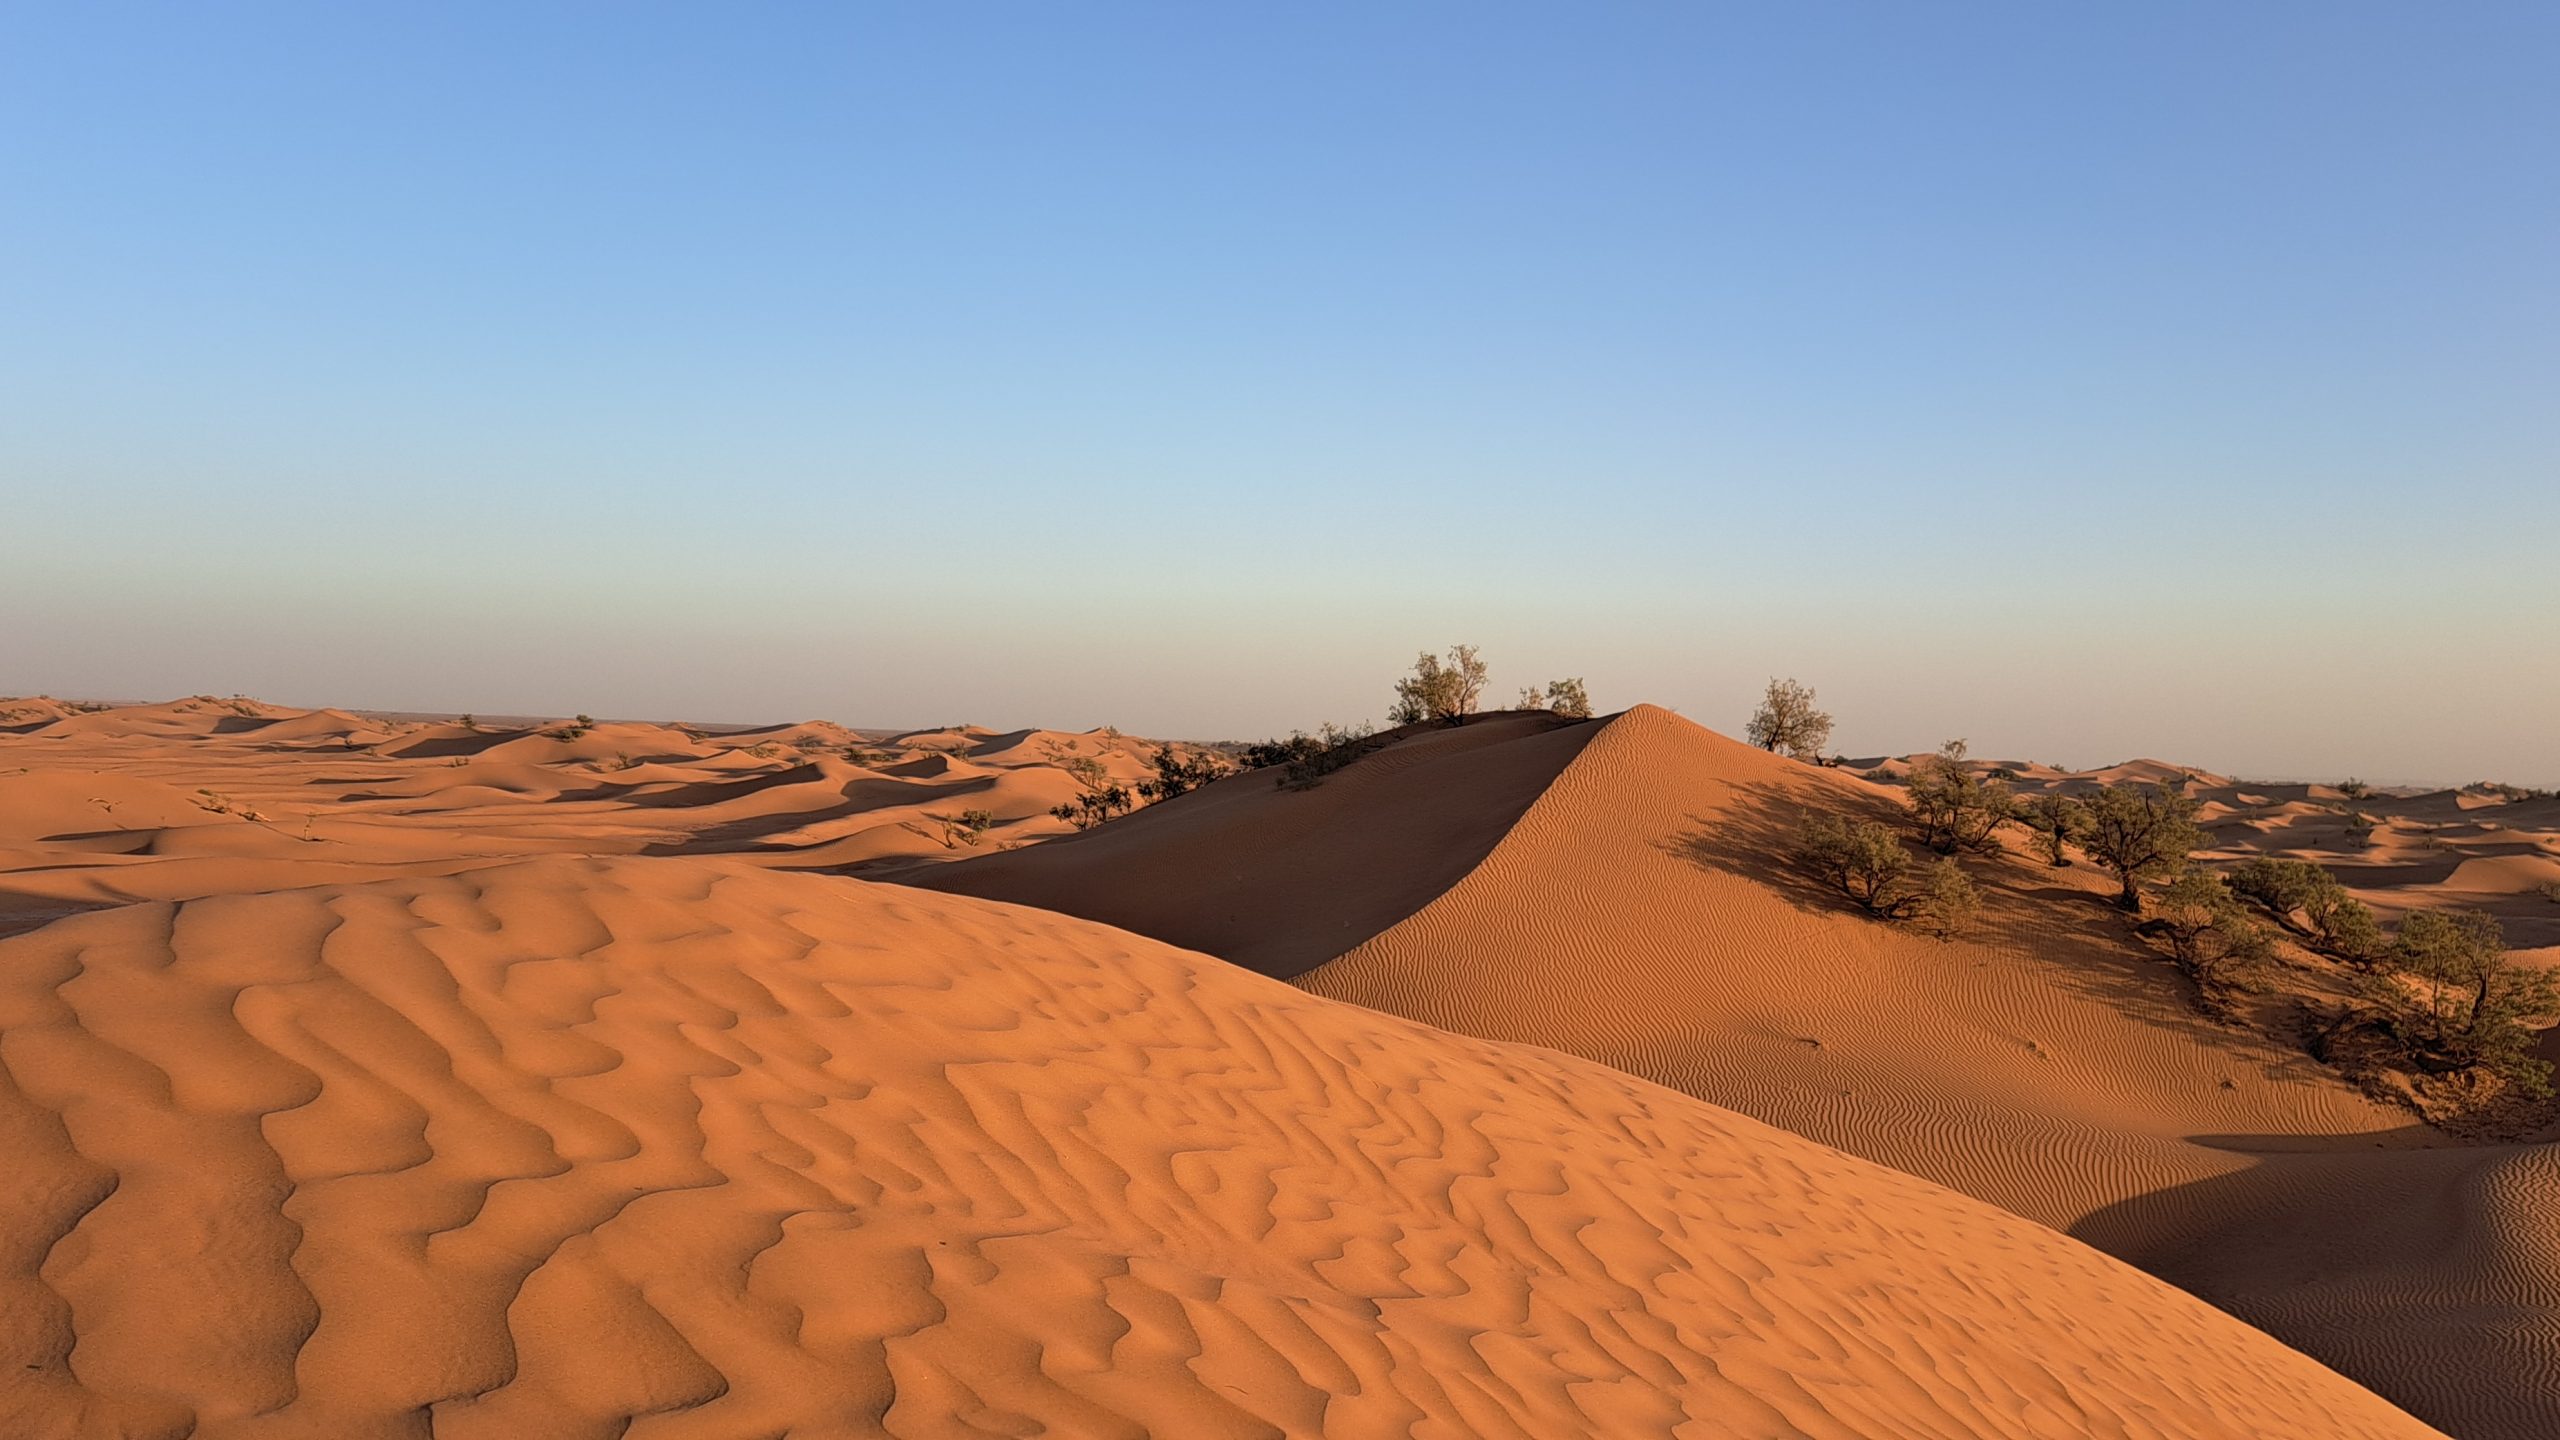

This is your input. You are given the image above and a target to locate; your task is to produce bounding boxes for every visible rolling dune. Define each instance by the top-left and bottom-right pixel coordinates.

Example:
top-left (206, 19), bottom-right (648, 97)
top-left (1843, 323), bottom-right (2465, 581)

top-left (937, 704), bottom-right (2559, 1440)
top-left (0, 858), bottom-right (2444, 1439)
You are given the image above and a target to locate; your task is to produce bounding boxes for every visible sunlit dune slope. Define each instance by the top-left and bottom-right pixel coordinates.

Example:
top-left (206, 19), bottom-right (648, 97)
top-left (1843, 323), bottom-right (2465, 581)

top-left (0, 858), bottom-right (2439, 1439)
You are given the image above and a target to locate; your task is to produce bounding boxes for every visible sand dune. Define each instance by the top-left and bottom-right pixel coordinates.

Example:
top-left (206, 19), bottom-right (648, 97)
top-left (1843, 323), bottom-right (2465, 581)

top-left (938, 705), bottom-right (2559, 1440)
top-left (0, 858), bottom-right (2444, 1439)
top-left (4, 695), bottom-right (2538, 1436)
top-left (920, 711), bottom-right (1595, 977)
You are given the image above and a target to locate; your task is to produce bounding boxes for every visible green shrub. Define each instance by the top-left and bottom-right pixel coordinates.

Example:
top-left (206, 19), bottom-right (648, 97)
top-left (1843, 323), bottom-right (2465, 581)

top-left (2079, 782), bottom-right (2204, 912)
top-left (1906, 740), bottom-right (2015, 855)
top-left (1796, 814), bottom-right (1916, 917)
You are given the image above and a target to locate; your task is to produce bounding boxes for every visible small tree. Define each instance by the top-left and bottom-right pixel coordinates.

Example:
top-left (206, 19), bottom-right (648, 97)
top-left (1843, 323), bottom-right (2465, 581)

top-left (2378, 909), bottom-right (2557, 1097)
top-left (1390, 645), bottom-right (1488, 726)
top-left (1796, 814), bottom-right (1916, 917)
top-left (2343, 810), bottom-right (2378, 848)
top-left (458, 713), bottom-right (478, 731)
top-left (1910, 858), bottom-right (1980, 940)
top-left (2079, 782), bottom-right (2204, 912)
top-left (1516, 686), bottom-right (1548, 711)
top-left (1905, 740), bottom-right (2015, 855)
top-left (2145, 871), bottom-right (2273, 996)
top-left (2025, 792), bottom-right (2085, 867)
top-left (1746, 678), bottom-right (1832, 759)
top-left (1542, 678), bottom-right (1592, 719)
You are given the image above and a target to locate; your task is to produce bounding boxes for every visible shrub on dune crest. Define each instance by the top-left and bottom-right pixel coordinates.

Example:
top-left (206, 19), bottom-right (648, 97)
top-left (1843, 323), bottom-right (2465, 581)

top-left (1389, 645), bottom-right (1488, 726)
top-left (1746, 677), bottom-right (1832, 759)
top-left (1137, 744), bottom-right (1232, 801)
top-left (1518, 677), bottom-right (1593, 719)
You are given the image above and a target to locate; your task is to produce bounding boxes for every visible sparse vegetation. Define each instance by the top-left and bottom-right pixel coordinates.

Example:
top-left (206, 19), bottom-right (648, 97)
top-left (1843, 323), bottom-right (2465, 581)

top-left (1905, 741), bottom-right (2015, 855)
top-left (1389, 645), bottom-right (1488, 726)
top-left (2539, 880), bottom-right (2560, 905)
top-left (2142, 871), bottom-right (2273, 1000)
top-left (458, 713), bottom-right (478, 731)
top-left (1746, 677), bottom-right (1832, 760)
top-left (1242, 722), bottom-right (1382, 790)
top-left (2025, 792), bottom-right (2086, 867)
top-left (1137, 744), bottom-right (1232, 801)
top-left (2337, 777), bottom-right (2372, 800)
top-left (1516, 678), bottom-right (1592, 719)
top-left (2078, 782), bottom-right (2205, 912)
top-left (929, 808), bottom-right (998, 848)
top-left (1795, 814), bottom-right (1915, 917)
top-left (2370, 910), bottom-right (2557, 1099)
top-left (1910, 858), bottom-right (1979, 939)
top-left (2228, 857), bottom-right (2385, 965)
top-left (2343, 810), bottom-right (2378, 848)
top-left (1046, 749), bottom-right (1135, 830)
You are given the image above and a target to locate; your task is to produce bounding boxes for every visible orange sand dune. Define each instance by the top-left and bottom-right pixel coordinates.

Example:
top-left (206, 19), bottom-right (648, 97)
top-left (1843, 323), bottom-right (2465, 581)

top-left (935, 705), bottom-right (2558, 1440)
top-left (919, 711), bottom-right (1595, 976)
top-left (0, 858), bottom-right (2444, 1439)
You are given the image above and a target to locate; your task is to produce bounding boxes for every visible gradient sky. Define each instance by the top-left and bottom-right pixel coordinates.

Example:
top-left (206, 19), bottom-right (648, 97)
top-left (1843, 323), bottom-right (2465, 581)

top-left (4, 4), bottom-right (2554, 783)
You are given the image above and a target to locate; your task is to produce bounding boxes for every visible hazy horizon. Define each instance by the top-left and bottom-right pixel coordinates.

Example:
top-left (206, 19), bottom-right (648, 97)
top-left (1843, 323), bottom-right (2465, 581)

top-left (6, 5), bottom-right (2554, 784)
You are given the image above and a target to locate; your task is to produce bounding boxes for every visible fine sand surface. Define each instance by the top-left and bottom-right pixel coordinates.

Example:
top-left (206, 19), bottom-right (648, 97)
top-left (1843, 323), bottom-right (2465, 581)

top-left (0, 696), bottom-right (2523, 1437)
top-left (0, 858), bottom-right (2446, 1438)
top-left (936, 705), bottom-right (2560, 1440)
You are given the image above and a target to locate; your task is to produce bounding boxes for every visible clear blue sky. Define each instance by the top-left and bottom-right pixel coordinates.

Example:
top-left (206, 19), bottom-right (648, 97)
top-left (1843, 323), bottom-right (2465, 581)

top-left (4, 3), bottom-right (2554, 782)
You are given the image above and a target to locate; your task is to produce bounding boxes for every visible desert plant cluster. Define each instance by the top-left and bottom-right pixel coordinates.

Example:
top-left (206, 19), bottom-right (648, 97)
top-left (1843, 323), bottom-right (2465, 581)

top-left (1773, 687), bottom-right (2556, 1110)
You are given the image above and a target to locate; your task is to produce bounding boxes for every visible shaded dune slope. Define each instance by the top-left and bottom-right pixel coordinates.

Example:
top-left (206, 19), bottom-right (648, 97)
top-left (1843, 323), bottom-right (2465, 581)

top-left (0, 858), bottom-right (2439, 1439)
top-left (916, 712), bottom-right (1597, 978)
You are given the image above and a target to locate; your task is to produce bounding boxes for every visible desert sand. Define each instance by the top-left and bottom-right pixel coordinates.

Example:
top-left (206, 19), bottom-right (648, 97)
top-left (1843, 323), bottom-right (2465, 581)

top-left (1, 696), bottom-right (2538, 1436)
top-left (931, 705), bottom-right (2560, 1440)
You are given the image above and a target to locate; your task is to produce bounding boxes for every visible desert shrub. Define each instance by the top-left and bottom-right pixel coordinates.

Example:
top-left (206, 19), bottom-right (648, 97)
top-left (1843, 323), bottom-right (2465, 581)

top-left (1905, 740), bottom-right (2015, 855)
top-left (929, 809), bottom-right (998, 848)
top-left (2144, 872), bottom-right (2273, 997)
top-left (458, 713), bottom-right (478, 731)
top-left (1138, 744), bottom-right (1232, 801)
top-left (1796, 815), bottom-right (1916, 917)
top-left (2227, 857), bottom-right (2385, 965)
top-left (2343, 810), bottom-right (2378, 847)
top-left (1746, 678), bottom-right (1832, 759)
top-left (1517, 686), bottom-right (1547, 710)
top-left (1243, 723), bottom-right (1381, 790)
top-left (2337, 777), bottom-right (2372, 800)
top-left (1541, 678), bottom-right (1592, 719)
top-left (1910, 858), bottom-right (1979, 939)
top-left (2025, 792), bottom-right (2086, 867)
top-left (2370, 910), bottom-right (2557, 1098)
top-left (2540, 880), bottom-right (2560, 905)
top-left (2079, 782), bottom-right (2204, 912)
top-left (1049, 785), bottom-right (1132, 830)
top-left (1390, 645), bottom-right (1488, 725)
